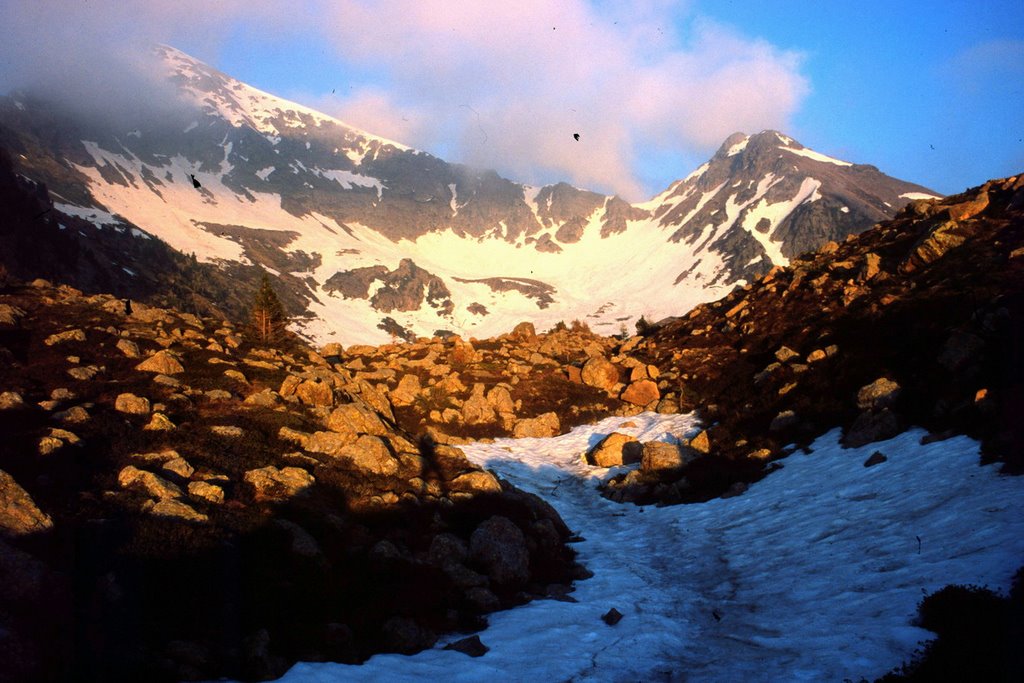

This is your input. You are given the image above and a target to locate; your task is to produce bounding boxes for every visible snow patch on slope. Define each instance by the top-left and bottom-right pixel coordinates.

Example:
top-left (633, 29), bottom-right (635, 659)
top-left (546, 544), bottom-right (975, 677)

top-left (781, 146), bottom-right (853, 167)
top-left (279, 418), bottom-right (1024, 682)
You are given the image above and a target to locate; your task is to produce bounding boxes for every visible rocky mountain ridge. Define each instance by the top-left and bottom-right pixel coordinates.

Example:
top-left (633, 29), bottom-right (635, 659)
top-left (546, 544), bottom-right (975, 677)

top-left (0, 46), bottom-right (939, 344)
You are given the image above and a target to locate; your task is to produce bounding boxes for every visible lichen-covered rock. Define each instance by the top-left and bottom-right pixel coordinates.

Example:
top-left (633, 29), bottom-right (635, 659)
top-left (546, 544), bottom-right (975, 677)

top-left (243, 466), bottom-right (315, 500)
top-left (391, 373), bottom-right (421, 407)
top-left (115, 393), bottom-right (151, 415)
top-left (0, 469), bottom-right (53, 537)
top-left (135, 350), bottom-right (184, 375)
top-left (512, 412), bottom-right (560, 438)
top-left (461, 383), bottom-right (496, 425)
top-left (116, 338), bottom-right (141, 358)
top-left (0, 391), bottom-right (25, 410)
top-left (581, 356), bottom-right (619, 392)
top-left (187, 481), bottom-right (225, 504)
top-left (118, 466), bottom-right (182, 500)
top-left (44, 329), bottom-right (86, 346)
top-left (326, 402), bottom-right (388, 437)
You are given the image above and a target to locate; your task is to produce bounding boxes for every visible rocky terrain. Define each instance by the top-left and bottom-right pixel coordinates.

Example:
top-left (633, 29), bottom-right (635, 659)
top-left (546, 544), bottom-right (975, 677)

top-left (0, 281), bottom-right (584, 682)
top-left (1, 170), bottom-right (1021, 681)
top-left (597, 173), bottom-right (1024, 505)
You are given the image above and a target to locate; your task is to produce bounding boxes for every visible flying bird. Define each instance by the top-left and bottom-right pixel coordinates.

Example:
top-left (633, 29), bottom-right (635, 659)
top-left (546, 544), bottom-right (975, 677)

top-left (573, 133), bottom-right (580, 141)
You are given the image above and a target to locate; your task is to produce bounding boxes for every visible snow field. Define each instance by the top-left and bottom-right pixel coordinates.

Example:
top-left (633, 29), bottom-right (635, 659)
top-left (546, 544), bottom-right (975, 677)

top-left (279, 415), bottom-right (1024, 682)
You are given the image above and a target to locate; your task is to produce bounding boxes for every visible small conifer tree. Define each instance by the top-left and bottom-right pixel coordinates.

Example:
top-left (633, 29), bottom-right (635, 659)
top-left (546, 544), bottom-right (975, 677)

top-left (252, 271), bottom-right (286, 344)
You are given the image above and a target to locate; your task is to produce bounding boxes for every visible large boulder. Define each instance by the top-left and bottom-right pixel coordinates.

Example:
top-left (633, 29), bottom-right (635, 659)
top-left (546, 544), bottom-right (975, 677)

top-left (581, 356), bottom-right (620, 393)
top-left (391, 373), bottom-right (421, 407)
top-left (44, 329), bottom-right (86, 346)
top-left (135, 350), bottom-right (184, 375)
top-left (469, 515), bottom-right (530, 586)
top-left (512, 412), bottom-right (560, 438)
top-left (586, 432), bottom-right (642, 467)
top-left (640, 441), bottom-right (699, 472)
top-left (510, 321), bottom-right (537, 341)
top-left (856, 378), bottom-right (901, 411)
top-left (310, 433), bottom-right (399, 476)
top-left (295, 378), bottom-right (335, 407)
top-left (620, 380), bottom-right (660, 406)
top-left (326, 402), bottom-right (388, 437)
top-left (843, 409), bottom-right (902, 448)
top-left (115, 393), bottom-right (151, 415)
top-left (462, 384), bottom-right (496, 425)
top-left (0, 470), bottom-right (53, 537)
top-left (117, 466), bottom-right (183, 500)
top-left (243, 466), bottom-right (315, 500)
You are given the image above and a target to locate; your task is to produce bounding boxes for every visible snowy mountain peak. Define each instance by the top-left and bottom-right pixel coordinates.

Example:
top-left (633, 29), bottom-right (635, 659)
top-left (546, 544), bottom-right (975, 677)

top-left (1, 48), bottom-right (941, 345)
top-left (155, 44), bottom-right (411, 157)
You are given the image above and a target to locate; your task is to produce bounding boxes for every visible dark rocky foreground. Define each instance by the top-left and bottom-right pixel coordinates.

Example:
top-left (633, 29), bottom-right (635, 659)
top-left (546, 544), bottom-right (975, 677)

top-left (0, 284), bottom-right (585, 681)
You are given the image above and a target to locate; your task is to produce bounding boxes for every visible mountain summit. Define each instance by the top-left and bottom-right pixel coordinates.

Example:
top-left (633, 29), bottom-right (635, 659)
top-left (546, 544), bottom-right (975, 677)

top-left (0, 47), bottom-right (939, 343)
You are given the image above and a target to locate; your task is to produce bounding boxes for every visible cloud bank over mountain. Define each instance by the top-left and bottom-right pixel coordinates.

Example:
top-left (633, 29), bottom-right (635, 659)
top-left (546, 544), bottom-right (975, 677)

top-left (0, 0), bottom-right (807, 201)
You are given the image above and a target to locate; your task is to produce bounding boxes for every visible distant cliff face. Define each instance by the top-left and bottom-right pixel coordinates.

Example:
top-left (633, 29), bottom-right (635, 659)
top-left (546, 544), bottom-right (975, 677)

top-left (0, 46), bottom-right (939, 344)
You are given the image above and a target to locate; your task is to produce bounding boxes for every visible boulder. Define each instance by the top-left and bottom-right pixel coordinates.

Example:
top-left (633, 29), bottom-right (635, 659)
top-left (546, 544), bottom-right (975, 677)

top-left (640, 441), bottom-right (698, 472)
top-left (0, 391), bottom-right (25, 410)
top-left (843, 409), bottom-right (902, 448)
top-left (486, 385), bottom-right (515, 415)
top-left (775, 346), bottom-right (800, 363)
top-left (0, 469), bottom-right (53, 537)
top-left (143, 413), bottom-right (175, 431)
top-left (67, 365), bottom-right (101, 381)
top-left (337, 435), bottom-right (399, 475)
top-left (391, 373), bottom-right (421, 407)
top-left (187, 481), bottom-right (225, 504)
top-left (162, 457), bottom-right (195, 479)
top-left (326, 402), bottom-right (388, 437)
top-left (462, 383), bottom-right (496, 425)
top-left (135, 350), bottom-right (184, 375)
top-left (144, 498), bottom-right (208, 523)
top-left (244, 389), bottom-right (282, 407)
top-left (243, 466), bottom-right (315, 500)
top-left (512, 412), bottom-right (560, 438)
top-left (510, 321), bottom-right (537, 341)
top-left (620, 379), bottom-right (659, 406)
top-left (581, 356), bottom-right (620, 392)
top-left (54, 405), bottom-right (89, 424)
top-left (586, 432), bottom-right (642, 467)
top-left (769, 410), bottom-right (799, 432)
top-left (937, 331), bottom-right (985, 372)
top-left (470, 515), bottom-right (530, 585)
top-left (428, 533), bottom-right (469, 567)
top-left (295, 378), bottom-right (334, 407)
top-left (116, 339), bottom-right (141, 358)
top-left (856, 378), bottom-right (901, 411)
top-left (688, 429), bottom-right (711, 454)
top-left (443, 635), bottom-right (489, 658)
top-left (117, 466), bottom-right (183, 500)
top-left (44, 329), bottom-right (86, 346)
top-left (114, 393), bottom-right (151, 415)
top-left (449, 470), bottom-right (503, 495)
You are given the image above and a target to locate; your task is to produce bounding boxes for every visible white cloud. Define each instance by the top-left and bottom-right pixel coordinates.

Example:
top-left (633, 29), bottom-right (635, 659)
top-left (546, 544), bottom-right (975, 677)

top-left (0, 0), bottom-right (808, 201)
top-left (321, 1), bottom-right (808, 199)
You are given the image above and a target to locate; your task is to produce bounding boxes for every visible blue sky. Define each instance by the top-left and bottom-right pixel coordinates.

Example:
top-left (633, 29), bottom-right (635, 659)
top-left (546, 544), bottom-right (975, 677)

top-left (2, 1), bottom-right (1022, 199)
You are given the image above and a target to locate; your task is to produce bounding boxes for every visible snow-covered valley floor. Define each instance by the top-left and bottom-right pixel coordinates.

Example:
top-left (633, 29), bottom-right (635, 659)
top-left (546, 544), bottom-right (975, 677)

top-left (280, 414), bottom-right (1024, 682)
